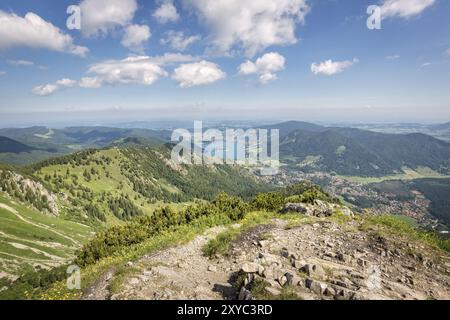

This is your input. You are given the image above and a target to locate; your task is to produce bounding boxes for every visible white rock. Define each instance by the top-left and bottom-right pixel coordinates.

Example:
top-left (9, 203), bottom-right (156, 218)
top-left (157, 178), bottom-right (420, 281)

top-left (208, 265), bottom-right (218, 272)
top-left (242, 262), bottom-right (262, 273)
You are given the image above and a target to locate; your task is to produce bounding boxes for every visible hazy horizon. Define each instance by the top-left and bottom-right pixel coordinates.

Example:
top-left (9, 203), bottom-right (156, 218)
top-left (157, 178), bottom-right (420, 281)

top-left (1, 0), bottom-right (449, 126)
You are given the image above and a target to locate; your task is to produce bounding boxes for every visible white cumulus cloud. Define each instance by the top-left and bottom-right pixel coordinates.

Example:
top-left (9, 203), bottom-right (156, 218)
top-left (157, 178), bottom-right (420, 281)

top-left (84, 56), bottom-right (169, 87)
top-left (238, 60), bottom-right (258, 75)
top-left (311, 58), bottom-right (358, 76)
top-left (184, 0), bottom-right (310, 57)
top-left (172, 60), bottom-right (226, 88)
top-left (238, 52), bottom-right (285, 84)
top-left (121, 24), bottom-right (151, 53)
top-left (56, 78), bottom-right (77, 87)
top-left (380, 0), bottom-right (435, 19)
top-left (259, 73), bottom-right (278, 85)
top-left (32, 78), bottom-right (77, 96)
top-left (32, 84), bottom-right (59, 96)
top-left (0, 11), bottom-right (88, 57)
top-left (145, 53), bottom-right (199, 65)
top-left (78, 54), bottom-right (197, 88)
top-left (161, 31), bottom-right (201, 51)
top-left (80, 54), bottom-right (197, 88)
top-left (79, 0), bottom-right (138, 37)
top-left (153, 0), bottom-right (180, 24)
top-left (79, 77), bottom-right (102, 89)
top-left (34, 54), bottom-right (200, 93)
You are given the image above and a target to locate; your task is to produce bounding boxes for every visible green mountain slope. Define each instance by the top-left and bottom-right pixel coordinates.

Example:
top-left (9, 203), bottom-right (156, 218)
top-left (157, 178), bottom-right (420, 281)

top-left (0, 126), bottom-right (171, 165)
top-left (30, 146), bottom-right (269, 224)
top-left (0, 136), bottom-right (36, 154)
top-left (263, 121), bottom-right (326, 137)
top-left (0, 144), bottom-right (270, 280)
top-left (280, 128), bottom-right (450, 176)
top-left (0, 194), bottom-right (93, 279)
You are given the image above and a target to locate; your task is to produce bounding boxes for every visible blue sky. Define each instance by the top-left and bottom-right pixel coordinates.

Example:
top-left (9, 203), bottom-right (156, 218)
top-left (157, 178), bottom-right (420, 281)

top-left (0, 0), bottom-right (449, 126)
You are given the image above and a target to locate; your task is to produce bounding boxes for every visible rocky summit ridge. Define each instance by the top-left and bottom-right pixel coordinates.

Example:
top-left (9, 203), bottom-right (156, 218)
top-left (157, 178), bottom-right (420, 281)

top-left (83, 202), bottom-right (450, 301)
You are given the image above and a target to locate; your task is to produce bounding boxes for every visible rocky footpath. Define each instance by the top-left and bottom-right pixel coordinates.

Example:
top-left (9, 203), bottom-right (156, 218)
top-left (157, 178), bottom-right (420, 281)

top-left (236, 218), bottom-right (450, 300)
top-left (86, 206), bottom-right (450, 301)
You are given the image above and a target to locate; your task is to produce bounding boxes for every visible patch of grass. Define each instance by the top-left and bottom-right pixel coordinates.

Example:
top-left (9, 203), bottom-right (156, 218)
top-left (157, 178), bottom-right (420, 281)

top-left (362, 214), bottom-right (450, 253)
top-left (108, 264), bottom-right (140, 294)
top-left (0, 195), bottom-right (93, 279)
top-left (259, 232), bottom-right (272, 241)
top-left (202, 228), bottom-right (240, 258)
top-left (202, 211), bottom-right (276, 258)
top-left (277, 286), bottom-right (303, 300)
top-left (249, 278), bottom-right (302, 300)
top-left (248, 278), bottom-right (271, 299)
top-left (281, 213), bottom-right (315, 230)
top-left (323, 266), bottom-right (334, 279)
top-left (329, 210), bottom-right (353, 225)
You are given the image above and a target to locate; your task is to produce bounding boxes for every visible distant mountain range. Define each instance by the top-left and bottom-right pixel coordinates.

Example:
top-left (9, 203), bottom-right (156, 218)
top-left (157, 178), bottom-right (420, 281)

top-left (262, 121), bottom-right (325, 137)
top-left (0, 126), bottom-right (171, 165)
top-left (265, 121), bottom-right (450, 177)
top-left (429, 122), bottom-right (450, 130)
top-left (346, 122), bottom-right (450, 142)
top-left (0, 136), bottom-right (36, 153)
top-left (1, 122), bottom-right (450, 177)
top-left (0, 126), bottom-right (171, 148)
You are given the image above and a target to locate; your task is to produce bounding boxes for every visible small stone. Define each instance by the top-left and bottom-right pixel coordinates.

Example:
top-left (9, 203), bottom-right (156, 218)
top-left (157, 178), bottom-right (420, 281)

top-left (281, 203), bottom-right (308, 214)
top-left (336, 253), bottom-right (349, 262)
top-left (302, 264), bottom-right (325, 277)
top-left (126, 261), bottom-right (133, 267)
top-left (284, 272), bottom-right (294, 285)
top-left (259, 253), bottom-right (281, 266)
top-left (291, 253), bottom-right (300, 260)
top-left (259, 240), bottom-right (269, 248)
top-left (242, 262), bottom-right (262, 273)
top-left (208, 265), bottom-right (218, 272)
top-left (139, 275), bottom-right (149, 282)
top-left (278, 275), bottom-right (288, 287)
top-left (285, 272), bottom-right (302, 286)
top-left (324, 287), bottom-right (336, 297)
top-left (262, 268), bottom-right (274, 280)
top-left (330, 279), bottom-right (349, 289)
top-left (257, 265), bottom-right (265, 276)
top-left (264, 287), bottom-right (281, 296)
top-left (357, 258), bottom-right (369, 268)
top-left (305, 279), bottom-right (327, 295)
top-left (280, 248), bottom-right (290, 258)
top-left (104, 271), bottom-right (114, 281)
